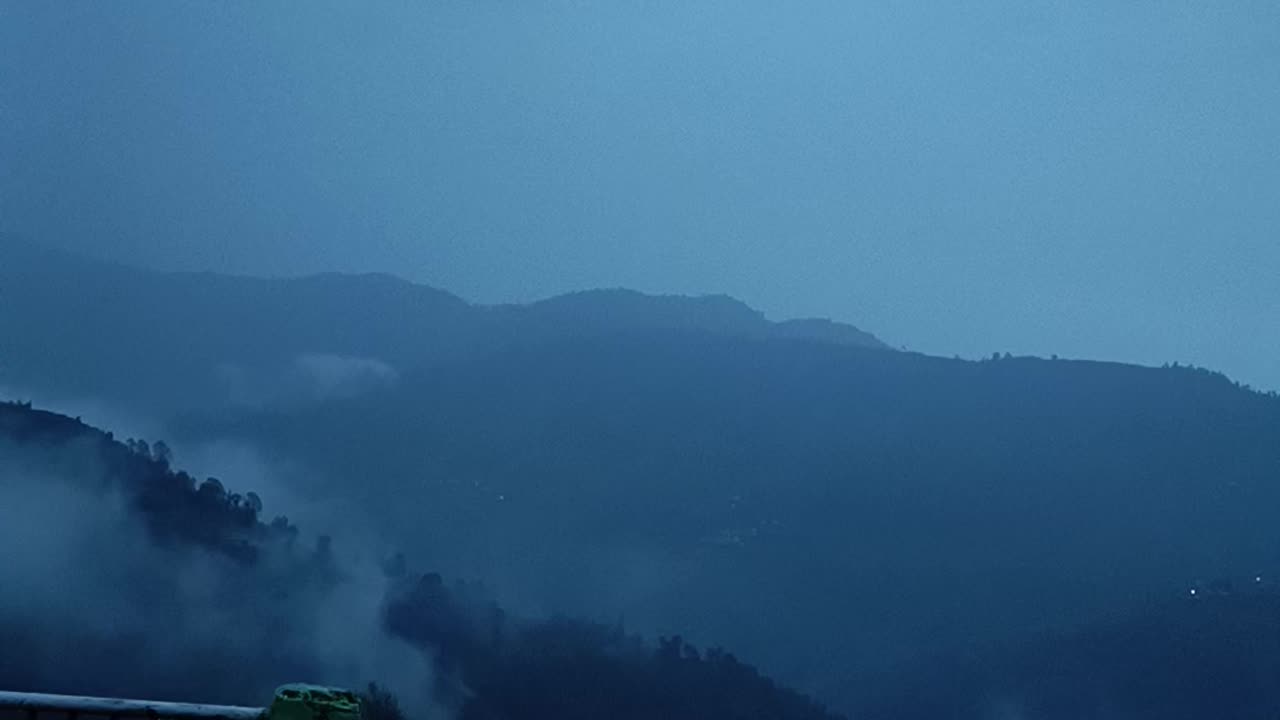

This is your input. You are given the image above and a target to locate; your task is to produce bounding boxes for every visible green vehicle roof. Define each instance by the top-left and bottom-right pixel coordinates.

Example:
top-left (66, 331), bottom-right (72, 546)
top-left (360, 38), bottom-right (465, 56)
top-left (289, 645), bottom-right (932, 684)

top-left (268, 684), bottom-right (361, 720)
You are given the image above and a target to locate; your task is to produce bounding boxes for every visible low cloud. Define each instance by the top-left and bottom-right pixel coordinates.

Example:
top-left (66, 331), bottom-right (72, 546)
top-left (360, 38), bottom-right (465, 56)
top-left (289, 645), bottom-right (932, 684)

top-left (0, 431), bottom-right (441, 717)
top-left (293, 354), bottom-right (399, 401)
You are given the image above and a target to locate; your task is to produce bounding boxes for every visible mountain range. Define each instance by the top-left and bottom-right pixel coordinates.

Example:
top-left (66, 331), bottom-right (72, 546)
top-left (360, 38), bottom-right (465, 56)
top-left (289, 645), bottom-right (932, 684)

top-left (0, 238), bottom-right (886, 414)
top-left (4, 237), bottom-right (1280, 716)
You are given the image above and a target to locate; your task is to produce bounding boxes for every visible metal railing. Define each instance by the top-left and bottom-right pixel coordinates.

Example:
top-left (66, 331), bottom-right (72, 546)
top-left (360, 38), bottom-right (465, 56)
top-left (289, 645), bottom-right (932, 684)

top-left (0, 691), bottom-right (265, 720)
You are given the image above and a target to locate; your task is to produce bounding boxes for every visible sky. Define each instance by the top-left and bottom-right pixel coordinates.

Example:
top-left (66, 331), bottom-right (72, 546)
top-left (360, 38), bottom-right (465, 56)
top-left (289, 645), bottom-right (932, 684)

top-left (2, 1), bottom-right (1278, 390)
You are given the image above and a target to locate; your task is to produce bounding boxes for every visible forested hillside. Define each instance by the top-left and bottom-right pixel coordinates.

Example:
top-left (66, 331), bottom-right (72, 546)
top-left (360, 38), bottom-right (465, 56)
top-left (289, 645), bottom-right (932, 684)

top-left (187, 334), bottom-right (1280, 712)
top-left (0, 400), bottom-right (844, 720)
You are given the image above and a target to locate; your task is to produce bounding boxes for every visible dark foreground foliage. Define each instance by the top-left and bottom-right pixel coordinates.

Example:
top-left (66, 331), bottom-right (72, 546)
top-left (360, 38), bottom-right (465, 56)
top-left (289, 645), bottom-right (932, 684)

top-left (385, 572), bottom-right (842, 720)
top-left (0, 400), bottom-right (300, 563)
top-left (360, 684), bottom-right (406, 720)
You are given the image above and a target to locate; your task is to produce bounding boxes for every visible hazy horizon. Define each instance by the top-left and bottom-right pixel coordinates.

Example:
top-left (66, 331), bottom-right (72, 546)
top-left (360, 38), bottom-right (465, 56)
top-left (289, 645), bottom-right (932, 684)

top-left (3, 1), bottom-right (1278, 390)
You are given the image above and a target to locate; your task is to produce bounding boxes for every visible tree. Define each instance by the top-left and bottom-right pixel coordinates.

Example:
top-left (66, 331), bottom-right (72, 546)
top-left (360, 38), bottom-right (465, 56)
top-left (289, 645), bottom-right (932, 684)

top-left (361, 684), bottom-right (406, 720)
top-left (152, 440), bottom-right (173, 467)
top-left (198, 477), bottom-right (226, 504)
top-left (128, 438), bottom-right (152, 458)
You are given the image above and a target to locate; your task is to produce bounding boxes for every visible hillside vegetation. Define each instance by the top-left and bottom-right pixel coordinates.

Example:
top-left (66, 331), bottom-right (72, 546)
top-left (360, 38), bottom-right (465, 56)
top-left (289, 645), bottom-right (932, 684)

top-left (0, 400), bottom-right (843, 720)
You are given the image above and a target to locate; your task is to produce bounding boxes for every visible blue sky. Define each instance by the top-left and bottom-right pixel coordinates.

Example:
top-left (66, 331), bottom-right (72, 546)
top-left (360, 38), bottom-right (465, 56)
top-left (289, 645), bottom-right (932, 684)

top-left (2, 1), bottom-right (1277, 389)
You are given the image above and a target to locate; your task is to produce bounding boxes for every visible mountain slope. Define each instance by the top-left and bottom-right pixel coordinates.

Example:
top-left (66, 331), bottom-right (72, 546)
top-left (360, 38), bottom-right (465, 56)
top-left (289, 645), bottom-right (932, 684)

top-left (185, 334), bottom-right (1280, 712)
top-left (0, 400), bottom-right (325, 702)
top-left (857, 589), bottom-right (1280, 720)
top-left (0, 401), bottom-right (846, 720)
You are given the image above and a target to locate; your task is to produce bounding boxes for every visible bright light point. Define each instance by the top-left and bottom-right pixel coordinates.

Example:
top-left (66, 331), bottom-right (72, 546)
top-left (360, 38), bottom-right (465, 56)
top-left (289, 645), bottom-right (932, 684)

top-left (1256, 576), bottom-right (1263, 583)
top-left (1189, 588), bottom-right (1197, 596)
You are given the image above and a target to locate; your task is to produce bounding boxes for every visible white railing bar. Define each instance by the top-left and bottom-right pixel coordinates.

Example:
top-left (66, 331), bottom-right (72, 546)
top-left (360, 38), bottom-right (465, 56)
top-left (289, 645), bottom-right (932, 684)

top-left (0, 691), bottom-right (265, 720)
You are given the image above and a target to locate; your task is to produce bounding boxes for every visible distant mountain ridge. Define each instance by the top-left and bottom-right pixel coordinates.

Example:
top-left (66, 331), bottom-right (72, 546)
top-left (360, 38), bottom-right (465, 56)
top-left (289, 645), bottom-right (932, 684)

top-left (0, 238), bottom-right (888, 413)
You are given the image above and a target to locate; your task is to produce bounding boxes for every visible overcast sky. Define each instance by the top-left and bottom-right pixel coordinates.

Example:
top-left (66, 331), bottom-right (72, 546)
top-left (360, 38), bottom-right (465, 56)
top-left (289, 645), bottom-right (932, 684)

top-left (2, 1), bottom-right (1277, 389)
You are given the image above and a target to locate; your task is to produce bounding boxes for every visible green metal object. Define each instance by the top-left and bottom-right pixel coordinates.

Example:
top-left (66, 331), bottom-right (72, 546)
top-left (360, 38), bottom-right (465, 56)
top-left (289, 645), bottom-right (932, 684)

top-left (267, 685), bottom-right (362, 720)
